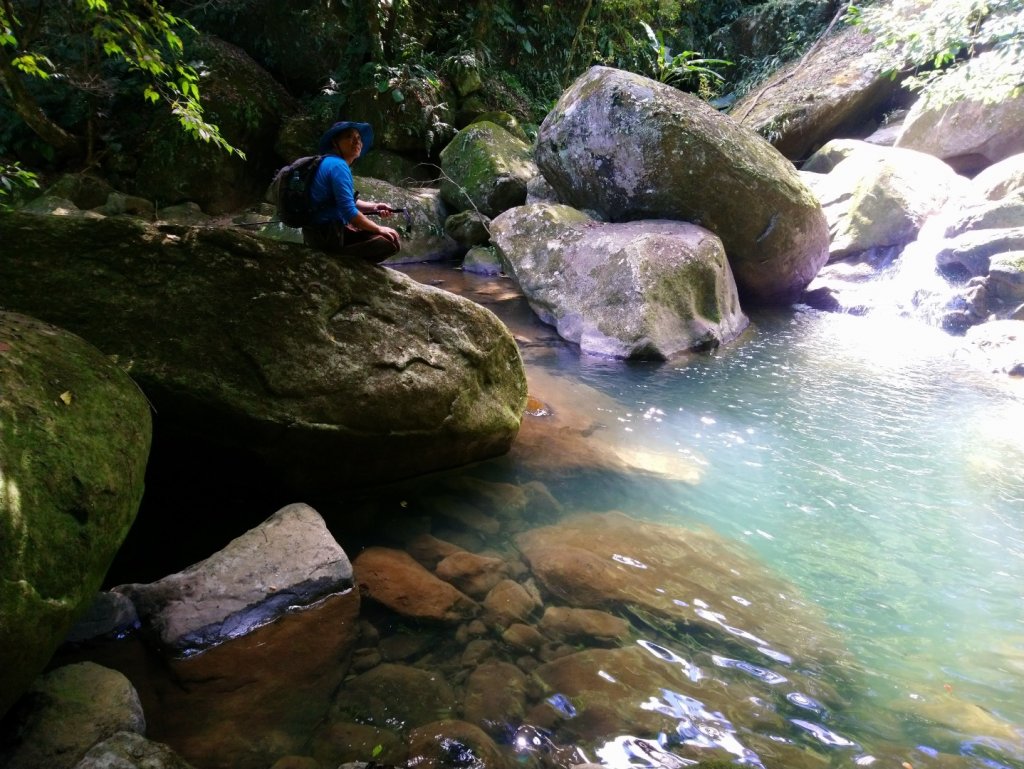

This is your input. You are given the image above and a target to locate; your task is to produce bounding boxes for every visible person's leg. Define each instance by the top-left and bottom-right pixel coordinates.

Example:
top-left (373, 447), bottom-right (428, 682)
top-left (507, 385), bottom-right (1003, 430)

top-left (302, 223), bottom-right (345, 252)
top-left (341, 228), bottom-right (400, 264)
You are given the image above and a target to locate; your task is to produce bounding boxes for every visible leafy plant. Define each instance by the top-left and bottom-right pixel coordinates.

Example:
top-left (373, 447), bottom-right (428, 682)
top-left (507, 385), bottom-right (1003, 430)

top-left (848, 0), bottom-right (1024, 105)
top-left (641, 22), bottom-right (731, 97)
top-left (0, 160), bottom-right (38, 205)
top-left (0, 0), bottom-right (243, 160)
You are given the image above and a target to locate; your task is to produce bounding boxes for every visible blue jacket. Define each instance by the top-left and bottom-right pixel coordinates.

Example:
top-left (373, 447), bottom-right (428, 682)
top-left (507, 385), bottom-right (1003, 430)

top-left (308, 155), bottom-right (359, 226)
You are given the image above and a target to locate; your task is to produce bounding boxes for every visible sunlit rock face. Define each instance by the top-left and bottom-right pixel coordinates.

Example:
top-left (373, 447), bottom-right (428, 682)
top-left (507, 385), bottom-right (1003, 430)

top-left (0, 211), bottom-right (528, 492)
top-left (731, 25), bottom-right (900, 162)
top-left (805, 142), bottom-right (969, 262)
top-left (0, 312), bottom-right (151, 721)
top-left (536, 66), bottom-right (829, 304)
top-left (492, 203), bottom-right (749, 359)
top-left (896, 52), bottom-right (1024, 175)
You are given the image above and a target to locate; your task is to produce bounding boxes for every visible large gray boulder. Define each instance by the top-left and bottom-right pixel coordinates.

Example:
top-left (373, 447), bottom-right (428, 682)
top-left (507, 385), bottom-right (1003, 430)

top-left (896, 52), bottom-right (1024, 175)
top-left (732, 24), bottom-right (901, 162)
top-left (0, 211), bottom-right (527, 493)
top-left (536, 66), bottom-right (829, 304)
top-left (491, 203), bottom-right (748, 359)
top-left (0, 313), bottom-right (151, 720)
top-left (440, 121), bottom-right (538, 217)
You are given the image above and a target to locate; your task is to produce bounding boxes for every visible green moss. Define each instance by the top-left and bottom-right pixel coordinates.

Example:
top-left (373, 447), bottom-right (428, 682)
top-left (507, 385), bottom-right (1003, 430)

top-left (0, 312), bottom-right (151, 718)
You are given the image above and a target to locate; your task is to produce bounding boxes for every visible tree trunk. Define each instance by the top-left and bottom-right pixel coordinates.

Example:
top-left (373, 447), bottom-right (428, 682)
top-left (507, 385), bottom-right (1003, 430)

top-left (0, 48), bottom-right (82, 159)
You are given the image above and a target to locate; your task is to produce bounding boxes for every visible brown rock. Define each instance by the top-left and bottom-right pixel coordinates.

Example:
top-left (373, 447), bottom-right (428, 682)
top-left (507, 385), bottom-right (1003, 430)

top-left (310, 722), bottom-right (406, 767)
top-left (501, 623), bottom-right (545, 653)
top-left (539, 606), bottom-right (631, 646)
top-left (435, 552), bottom-right (509, 599)
top-left (332, 664), bottom-right (456, 729)
top-left (407, 720), bottom-right (509, 769)
top-left (482, 580), bottom-right (541, 628)
top-left (462, 661), bottom-right (528, 737)
top-left (404, 533), bottom-right (464, 569)
top-left (354, 547), bottom-right (479, 623)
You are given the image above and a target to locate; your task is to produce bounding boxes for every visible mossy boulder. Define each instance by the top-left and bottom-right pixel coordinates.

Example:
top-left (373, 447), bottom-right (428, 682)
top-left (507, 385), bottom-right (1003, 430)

top-left (0, 314), bottom-right (151, 719)
top-left (124, 34), bottom-right (298, 213)
top-left (491, 203), bottom-right (748, 359)
top-left (0, 211), bottom-right (527, 494)
top-left (536, 66), bottom-right (829, 304)
top-left (440, 122), bottom-right (538, 217)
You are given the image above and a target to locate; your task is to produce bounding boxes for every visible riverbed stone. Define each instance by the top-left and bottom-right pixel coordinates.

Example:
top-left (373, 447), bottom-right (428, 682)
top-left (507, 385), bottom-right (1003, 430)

top-left (0, 210), bottom-right (528, 493)
top-left (406, 720), bottom-right (509, 769)
top-left (483, 579), bottom-right (542, 628)
top-left (353, 546), bottom-right (480, 623)
top-left (536, 66), bottom-right (829, 304)
top-left (502, 622), bottom-right (545, 652)
top-left (0, 662), bottom-right (145, 769)
top-left (935, 228), bottom-right (1024, 278)
top-left (962, 319), bottom-right (1024, 375)
top-left (463, 660), bottom-right (529, 737)
top-left (71, 731), bottom-right (196, 769)
top-left (445, 210), bottom-right (492, 247)
top-left (515, 511), bottom-right (850, 669)
top-left (440, 121), bottom-right (538, 217)
top-left (492, 204), bottom-right (748, 359)
top-left (0, 312), bottom-right (151, 720)
top-left (539, 606), bottom-right (631, 646)
top-left (435, 551), bottom-right (509, 599)
top-left (310, 722), bottom-right (407, 767)
top-left (332, 663), bottom-right (456, 728)
top-left (404, 533), bottom-right (465, 568)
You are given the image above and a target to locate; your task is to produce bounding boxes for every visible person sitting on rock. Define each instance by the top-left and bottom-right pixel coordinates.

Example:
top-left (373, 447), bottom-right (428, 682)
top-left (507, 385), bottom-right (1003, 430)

top-left (302, 120), bottom-right (402, 262)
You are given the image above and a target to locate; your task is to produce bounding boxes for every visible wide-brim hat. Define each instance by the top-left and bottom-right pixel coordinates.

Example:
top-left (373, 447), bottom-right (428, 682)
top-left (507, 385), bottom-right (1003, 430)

top-left (318, 121), bottom-right (374, 156)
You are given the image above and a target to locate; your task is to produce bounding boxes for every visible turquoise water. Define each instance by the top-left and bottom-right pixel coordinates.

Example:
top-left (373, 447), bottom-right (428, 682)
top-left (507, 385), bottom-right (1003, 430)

top-left (516, 304), bottom-right (1024, 757)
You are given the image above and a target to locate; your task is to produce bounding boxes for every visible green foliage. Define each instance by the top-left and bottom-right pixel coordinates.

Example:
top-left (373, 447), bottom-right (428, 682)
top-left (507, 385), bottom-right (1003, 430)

top-left (641, 21), bottom-right (731, 98)
top-left (0, 160), bottom-right (39, 205)
top-left (0, 0), bottom-right (242, 158)
top-left (848, 0), bottom-right (1024, 105)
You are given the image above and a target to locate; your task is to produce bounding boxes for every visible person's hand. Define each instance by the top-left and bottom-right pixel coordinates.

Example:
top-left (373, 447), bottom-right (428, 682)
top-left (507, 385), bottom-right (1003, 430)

top-left (375, 204), bottom-right (394, 218)
top-left (377, 225), bottom-right (401, 249)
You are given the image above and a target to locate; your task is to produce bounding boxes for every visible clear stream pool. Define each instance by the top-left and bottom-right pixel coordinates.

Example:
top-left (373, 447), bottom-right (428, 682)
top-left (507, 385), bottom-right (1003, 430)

top-left (406, 264), bottom-right (1024, 768)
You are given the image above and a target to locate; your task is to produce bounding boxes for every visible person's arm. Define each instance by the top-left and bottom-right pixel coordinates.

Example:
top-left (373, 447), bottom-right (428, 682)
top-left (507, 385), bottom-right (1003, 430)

top-left (356, 199), bottom-right (395, 217)
top-left (348, 212), bottom-right (401, 248)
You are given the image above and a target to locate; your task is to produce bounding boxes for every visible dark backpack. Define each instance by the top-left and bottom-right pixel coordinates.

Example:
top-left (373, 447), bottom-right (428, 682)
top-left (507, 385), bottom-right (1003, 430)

top-left (273, 155), bottom-right (325, 228)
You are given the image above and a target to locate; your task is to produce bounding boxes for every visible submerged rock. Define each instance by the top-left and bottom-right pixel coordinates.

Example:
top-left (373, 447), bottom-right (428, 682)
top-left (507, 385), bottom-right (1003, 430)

top-left (406, 720), bottom-right (509, 769)
top-left (0, 211), bottom-right (527, 493)
top-left (536, 66), bottom-right (829, 304)
top-left (331, 663), bottom-right (456, 728)
top-left (353, 546), bottom-right (480, 623)
top-left (515, 511), bottom-right (850, 669)
top-left (0, 312), bottom-right (151, 719)
top-left (492, 203), bottom-right (748, 359)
